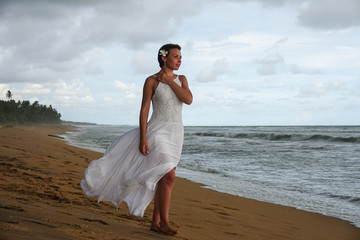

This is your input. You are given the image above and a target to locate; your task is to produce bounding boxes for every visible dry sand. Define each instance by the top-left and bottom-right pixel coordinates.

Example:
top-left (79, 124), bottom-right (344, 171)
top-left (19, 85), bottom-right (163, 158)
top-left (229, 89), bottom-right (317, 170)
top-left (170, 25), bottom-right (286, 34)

top-left (0, 125), bottom-right (359, 240)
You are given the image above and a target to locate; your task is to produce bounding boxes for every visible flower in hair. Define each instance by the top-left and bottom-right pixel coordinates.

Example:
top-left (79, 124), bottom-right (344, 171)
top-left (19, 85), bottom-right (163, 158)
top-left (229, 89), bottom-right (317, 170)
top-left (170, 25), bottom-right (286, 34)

top-left (159, 49), bottom-right (168, 57)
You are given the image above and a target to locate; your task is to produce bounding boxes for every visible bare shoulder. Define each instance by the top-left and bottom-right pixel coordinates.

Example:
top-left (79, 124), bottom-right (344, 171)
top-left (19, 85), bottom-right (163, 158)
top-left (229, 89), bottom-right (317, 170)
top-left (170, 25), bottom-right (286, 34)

top-left (145, 75), bottom-right (158, 85)
top-left (144, 75), bottom-right (159, 93)
top-left (178, 75), bottom-right (187, 80)
top-left (178, 75), bottom-right (188, 83)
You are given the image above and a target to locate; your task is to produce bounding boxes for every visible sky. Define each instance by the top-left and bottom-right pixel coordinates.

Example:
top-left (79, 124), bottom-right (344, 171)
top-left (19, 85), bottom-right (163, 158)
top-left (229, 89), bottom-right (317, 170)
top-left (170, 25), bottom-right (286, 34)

top-left (0, 0), bottom-right (360, 126)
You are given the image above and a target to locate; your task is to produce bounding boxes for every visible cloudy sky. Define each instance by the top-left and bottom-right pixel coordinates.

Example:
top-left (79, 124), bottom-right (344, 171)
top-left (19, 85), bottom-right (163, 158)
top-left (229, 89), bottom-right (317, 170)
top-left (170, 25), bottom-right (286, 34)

top-left (1, 0), bottom-right (359, 126)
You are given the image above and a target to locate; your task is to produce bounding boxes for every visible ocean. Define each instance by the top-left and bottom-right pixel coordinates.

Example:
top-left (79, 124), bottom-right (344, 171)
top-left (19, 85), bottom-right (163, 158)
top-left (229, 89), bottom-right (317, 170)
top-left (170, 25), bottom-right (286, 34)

top-left (61, 125), bottom-right (360, 228)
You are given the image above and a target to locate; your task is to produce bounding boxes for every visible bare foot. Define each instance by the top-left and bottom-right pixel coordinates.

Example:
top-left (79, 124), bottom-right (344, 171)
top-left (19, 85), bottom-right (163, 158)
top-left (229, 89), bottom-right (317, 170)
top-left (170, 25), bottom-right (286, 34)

top-left (158, 224), bottom-right (178, 236)
top-left (150, 224), bottom-right (160, 232)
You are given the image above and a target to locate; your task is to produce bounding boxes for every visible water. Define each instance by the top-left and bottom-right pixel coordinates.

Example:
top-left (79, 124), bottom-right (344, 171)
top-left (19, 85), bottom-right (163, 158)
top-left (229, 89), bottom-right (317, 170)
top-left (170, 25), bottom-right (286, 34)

top-left (62, 125), bottom-right (360, 228)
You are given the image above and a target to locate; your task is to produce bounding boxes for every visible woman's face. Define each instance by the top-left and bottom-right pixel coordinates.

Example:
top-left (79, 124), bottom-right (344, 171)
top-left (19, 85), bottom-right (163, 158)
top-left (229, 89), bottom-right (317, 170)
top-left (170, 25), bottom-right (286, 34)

top-left (164, 48), bottom-right (182, 70)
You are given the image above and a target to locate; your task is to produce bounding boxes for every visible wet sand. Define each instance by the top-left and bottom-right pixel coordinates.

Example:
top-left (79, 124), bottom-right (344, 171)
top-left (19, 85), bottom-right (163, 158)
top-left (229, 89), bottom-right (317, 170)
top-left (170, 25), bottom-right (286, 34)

top-left (1, 125), bottom-right (359, 240)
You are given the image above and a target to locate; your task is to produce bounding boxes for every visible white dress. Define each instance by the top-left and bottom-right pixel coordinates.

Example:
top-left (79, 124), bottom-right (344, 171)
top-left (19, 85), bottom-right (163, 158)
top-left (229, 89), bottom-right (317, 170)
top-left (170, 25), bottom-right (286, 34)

top-left (81, 76), bottom-right (184, 217)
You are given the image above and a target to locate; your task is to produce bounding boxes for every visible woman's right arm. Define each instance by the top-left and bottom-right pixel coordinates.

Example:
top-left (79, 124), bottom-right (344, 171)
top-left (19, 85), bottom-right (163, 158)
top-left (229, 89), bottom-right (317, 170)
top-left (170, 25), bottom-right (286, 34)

top-left (139, 77), bottom-right (155, 155)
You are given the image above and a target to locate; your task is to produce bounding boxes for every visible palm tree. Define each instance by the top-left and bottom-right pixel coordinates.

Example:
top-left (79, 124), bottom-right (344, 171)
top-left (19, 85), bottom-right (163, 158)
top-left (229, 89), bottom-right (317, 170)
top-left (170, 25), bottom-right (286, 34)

top-left (6, 90), bottom-right (12, 100)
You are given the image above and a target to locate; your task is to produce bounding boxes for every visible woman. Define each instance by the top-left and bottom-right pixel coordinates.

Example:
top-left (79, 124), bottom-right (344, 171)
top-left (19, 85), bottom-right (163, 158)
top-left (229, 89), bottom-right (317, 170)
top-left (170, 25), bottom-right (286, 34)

top-left (81, 43), bottom-right (192, 236)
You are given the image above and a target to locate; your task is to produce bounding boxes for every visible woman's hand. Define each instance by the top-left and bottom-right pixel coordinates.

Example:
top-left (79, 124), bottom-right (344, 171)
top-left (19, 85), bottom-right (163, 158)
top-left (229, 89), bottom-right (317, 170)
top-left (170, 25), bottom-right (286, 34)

top-left (139, 140), bottom-right (149, 156)
top-left (156, 72), bottom-right (174, 84)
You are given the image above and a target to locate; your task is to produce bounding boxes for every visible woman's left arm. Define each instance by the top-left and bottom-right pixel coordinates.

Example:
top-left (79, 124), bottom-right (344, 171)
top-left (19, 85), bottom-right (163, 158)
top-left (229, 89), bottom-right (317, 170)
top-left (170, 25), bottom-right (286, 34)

top-left (167, 75), bottom-right (193, 105)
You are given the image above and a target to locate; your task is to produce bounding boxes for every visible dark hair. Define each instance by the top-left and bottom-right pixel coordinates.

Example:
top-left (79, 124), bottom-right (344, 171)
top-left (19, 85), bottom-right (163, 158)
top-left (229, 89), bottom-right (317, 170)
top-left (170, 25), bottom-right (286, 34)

top-left (158, 43), bottom-right (181, 68)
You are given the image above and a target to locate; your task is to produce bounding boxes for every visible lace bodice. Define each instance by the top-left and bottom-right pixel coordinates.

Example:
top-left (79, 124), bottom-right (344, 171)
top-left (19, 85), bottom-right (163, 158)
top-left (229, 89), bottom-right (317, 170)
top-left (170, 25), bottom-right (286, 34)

top-left (150, 76), bottom-right (183, 123)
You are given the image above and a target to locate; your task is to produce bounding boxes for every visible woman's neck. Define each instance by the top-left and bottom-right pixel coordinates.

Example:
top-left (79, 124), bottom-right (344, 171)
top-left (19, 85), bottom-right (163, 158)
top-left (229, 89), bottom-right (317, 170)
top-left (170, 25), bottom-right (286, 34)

top-left (160, 65), bottom-right (175, 75)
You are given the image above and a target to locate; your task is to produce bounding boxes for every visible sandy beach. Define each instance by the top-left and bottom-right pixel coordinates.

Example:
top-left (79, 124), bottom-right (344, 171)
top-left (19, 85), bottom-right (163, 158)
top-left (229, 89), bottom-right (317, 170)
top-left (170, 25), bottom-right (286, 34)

top-left (0, 125), bottom-right (359, 240)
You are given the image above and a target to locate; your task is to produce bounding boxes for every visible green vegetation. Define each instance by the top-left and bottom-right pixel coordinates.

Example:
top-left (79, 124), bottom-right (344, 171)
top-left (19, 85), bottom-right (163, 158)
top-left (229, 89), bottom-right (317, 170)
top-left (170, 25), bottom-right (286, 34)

top-left (0, 90), bottom-right (62, 125)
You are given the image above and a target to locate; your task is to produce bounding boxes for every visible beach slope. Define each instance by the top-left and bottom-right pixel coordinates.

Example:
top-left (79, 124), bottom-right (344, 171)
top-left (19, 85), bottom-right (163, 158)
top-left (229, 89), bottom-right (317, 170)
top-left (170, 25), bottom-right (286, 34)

top-left (1, 126), bottom-right (359, 240)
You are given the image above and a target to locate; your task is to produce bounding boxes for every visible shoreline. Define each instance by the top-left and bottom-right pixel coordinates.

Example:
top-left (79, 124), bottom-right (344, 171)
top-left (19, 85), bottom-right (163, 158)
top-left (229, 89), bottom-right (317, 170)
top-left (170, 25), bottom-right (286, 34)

top-left (1, 125), bottom-right (359, 240)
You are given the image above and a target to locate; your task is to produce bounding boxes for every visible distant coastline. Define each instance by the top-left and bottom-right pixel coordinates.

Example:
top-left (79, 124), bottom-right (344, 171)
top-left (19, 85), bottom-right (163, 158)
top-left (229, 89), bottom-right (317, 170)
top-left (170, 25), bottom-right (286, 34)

top-left (61, 120), bottom-right (98, 126)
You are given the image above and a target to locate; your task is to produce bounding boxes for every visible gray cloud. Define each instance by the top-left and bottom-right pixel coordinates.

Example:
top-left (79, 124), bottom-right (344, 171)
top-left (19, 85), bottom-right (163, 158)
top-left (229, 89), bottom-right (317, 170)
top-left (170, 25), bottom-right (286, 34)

top-left (225, 0), bottom-right (360, 30)
top-left (196, 58), bottom-right (229, 82)
top-left (257, 0), bottom-right (286, 7)
top-left (298, 0), bottom-right (360, 30)
top-left (0, 0), bottom-right (204, 83)
top-left (253, 53), bottom-right (285, 76)
top-left (222, 0), bottom-right (291, 7)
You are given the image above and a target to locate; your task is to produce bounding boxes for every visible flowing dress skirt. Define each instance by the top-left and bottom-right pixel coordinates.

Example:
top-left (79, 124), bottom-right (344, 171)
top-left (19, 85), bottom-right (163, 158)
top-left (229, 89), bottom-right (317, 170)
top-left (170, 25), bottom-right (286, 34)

top-left (81, 119), bottom-right (184, 217)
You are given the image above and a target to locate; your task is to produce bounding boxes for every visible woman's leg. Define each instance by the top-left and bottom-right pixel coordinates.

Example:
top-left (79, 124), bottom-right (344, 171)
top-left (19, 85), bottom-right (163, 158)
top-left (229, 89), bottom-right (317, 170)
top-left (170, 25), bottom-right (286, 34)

top-left (150, 168), bottom-right (177, 235)
top-left (151, 186), bottom-right (160, 230)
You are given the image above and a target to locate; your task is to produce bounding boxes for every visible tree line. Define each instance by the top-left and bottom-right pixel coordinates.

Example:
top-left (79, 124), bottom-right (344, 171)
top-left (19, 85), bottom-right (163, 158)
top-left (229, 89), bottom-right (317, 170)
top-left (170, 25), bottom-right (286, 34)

top-left (0, 90), bottom-right (62, 124)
